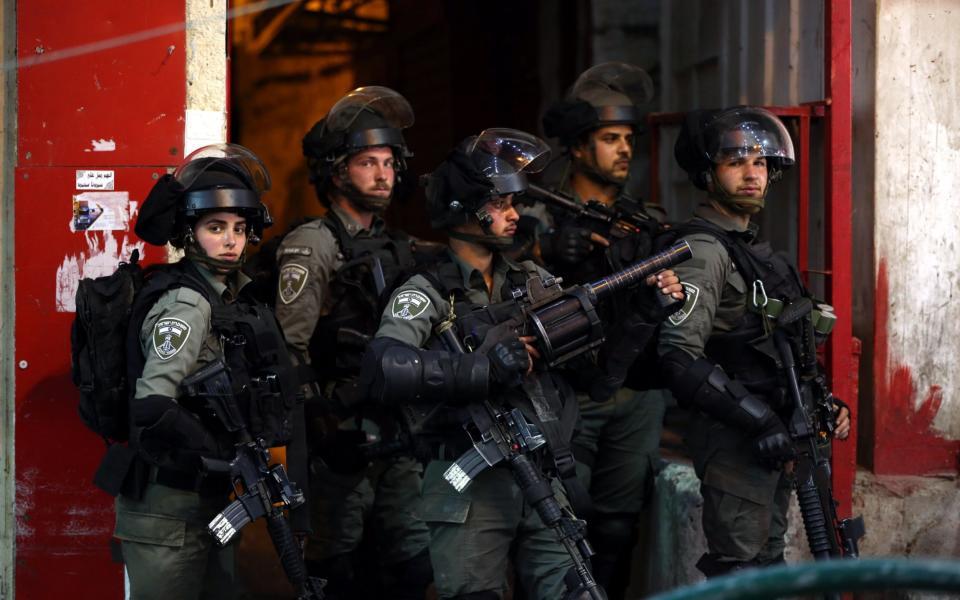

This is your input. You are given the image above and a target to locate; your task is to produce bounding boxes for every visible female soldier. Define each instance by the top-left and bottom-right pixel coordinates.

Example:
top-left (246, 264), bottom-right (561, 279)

top-left (116, 144), bottom-right (306, 599)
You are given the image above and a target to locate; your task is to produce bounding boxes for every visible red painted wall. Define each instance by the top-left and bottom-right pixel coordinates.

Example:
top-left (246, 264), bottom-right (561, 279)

top-left (15, 2), bottom-right (186, 596)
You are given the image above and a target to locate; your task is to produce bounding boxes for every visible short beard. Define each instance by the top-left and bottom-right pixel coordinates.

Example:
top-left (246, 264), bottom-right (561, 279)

top-left (335, 176), bottom-right (392, 214)
top-left (573, 142), bottom-right (627, 187)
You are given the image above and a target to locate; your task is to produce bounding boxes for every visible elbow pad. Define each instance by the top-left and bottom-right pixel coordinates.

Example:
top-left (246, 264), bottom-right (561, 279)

top-left (659, 350), bottom-right (777, 433)
top-left (361, 337), bottom-right (489, 406)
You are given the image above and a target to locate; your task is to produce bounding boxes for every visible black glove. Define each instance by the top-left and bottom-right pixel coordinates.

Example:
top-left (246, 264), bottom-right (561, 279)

top-left (542, 225), bottom-right (594, 265)
top-left (487, 338), bottom-right (529, 388)
top-left (754, 418), bottom-right (795, 464)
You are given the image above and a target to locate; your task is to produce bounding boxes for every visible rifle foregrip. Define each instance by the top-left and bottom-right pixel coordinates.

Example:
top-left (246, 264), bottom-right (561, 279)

top-left (510, 454), bottom-right (563, 527)
top-left (796, 476), bottom-right (835, 560)
top-left (266, 512), bottom-right (309, 591)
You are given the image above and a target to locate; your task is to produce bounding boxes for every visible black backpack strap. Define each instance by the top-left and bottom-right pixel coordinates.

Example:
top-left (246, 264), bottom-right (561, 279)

top-left (514, 374), bottom-right (593, 518)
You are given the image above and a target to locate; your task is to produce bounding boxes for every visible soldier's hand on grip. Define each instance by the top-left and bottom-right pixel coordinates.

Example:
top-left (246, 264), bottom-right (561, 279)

top-left (543, 225), bottom-right (600, 265)
top-left (488, 338), bottom-right (530, 388)
top-left (754, 418), bottom-right (795, 465)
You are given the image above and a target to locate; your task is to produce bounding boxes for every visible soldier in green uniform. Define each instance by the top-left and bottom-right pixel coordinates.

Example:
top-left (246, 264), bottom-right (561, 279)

top-left (361, 128), bottom-right (682, 599)
top-left (659, 107), bottom-right (851, 577)
top-left (273, 86), bottom-right (431, 598)
top-left (114, 144), bottom-right (305, 599)
top-left (525, 62), bottom-right (680, 598)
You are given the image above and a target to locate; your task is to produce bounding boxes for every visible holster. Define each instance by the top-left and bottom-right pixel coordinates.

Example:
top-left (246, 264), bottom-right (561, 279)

top-left (93, 443), bottom-right (146, 498)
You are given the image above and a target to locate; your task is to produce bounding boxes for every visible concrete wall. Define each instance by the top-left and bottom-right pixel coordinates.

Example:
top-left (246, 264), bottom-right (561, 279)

top-left (184, 0), bottom-right (227, 153)
top-left (1, 0), bottom-right (15, 595)
top-left (872, 0), bottom-right (960, 468)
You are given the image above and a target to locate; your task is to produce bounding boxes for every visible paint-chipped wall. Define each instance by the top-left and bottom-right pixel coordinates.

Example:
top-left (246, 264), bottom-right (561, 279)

top-left (0, 0), bottom-right (15, 595)
top-left (873, 0), bottom-right (960, 474)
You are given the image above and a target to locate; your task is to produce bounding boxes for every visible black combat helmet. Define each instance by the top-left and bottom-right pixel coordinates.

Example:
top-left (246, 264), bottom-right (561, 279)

top-left (302, 86), bottom-right (414, 192)
top-left (424, 128), bottom-right (550, 248)
top-left (674, 106), bottom-right (795, 191)
top-left (542, 62), bottom-right (654, 147)
top-left (136, 143), bottom-right (273, 249)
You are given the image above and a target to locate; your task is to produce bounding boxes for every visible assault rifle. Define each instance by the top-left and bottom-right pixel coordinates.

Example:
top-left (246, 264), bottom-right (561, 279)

top-left (527, 182), bottom-right (652, 236)
top-left (438, 328), bottom-right (605, 600)
top-left (182, 359), bottom-right (326, 600)
top-left (772, 300), bottom-right (865, 599)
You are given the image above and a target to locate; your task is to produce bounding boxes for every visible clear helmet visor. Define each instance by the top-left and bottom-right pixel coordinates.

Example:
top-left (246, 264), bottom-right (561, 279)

top-left (325, 85), bottom-right (415, 134)
top-left (467, 128), bottom-right (552, 195)
top-left (571, 62), bottom-right (654, 111)
top-left (174, 143), bottom-right (272, 194)
top-left (704, 108), bottom-right (796, 165)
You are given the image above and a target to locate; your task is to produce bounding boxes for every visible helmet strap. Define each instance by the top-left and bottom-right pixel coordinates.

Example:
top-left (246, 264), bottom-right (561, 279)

top-left (706, 166), bottom-right (770, 215)
top-left (183, 228), bottom-right (246, 275)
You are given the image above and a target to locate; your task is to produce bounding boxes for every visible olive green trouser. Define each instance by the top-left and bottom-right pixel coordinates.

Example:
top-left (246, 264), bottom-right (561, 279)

top-left (573, 387), bottom-right (668, 514)
top-left (416, 460), bottom-right (575, 599)
top-left (688, 414), bottom-right (790, 564)
top-left (306, 455), bottom-right (430, 566)
top-left (115, 482), bottom-right (236, 600)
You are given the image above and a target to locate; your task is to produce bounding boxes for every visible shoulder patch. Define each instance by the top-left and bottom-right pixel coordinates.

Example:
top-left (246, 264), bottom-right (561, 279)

top-left (667, 282), bottom-right (701, 327)
top-left (279, 263), bottom-right (309, 304)
top-left (153, 317), bottom-right (192, 360)
top-left (279, 246), bottom-right (312, 257)
top-left (391, 290), bottom-right (432, 320)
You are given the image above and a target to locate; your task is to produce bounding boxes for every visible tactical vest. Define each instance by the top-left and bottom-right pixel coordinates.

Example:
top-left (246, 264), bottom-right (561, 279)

top-left (674, 220), bottom-right (810, 406)
top-left (129, 261), bottom-right (299, 463)
top-left (308, 211), bottom-right (418, 382)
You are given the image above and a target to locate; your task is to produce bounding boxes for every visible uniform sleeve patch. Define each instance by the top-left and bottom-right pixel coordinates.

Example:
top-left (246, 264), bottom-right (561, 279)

top-left (279, 264), bottom-right (309, 305)
top-left (279, 246), bottom-right (312, 257)
top-left (667, 282), bottom-right (700, 327)
top-left (153, 317), bottom-right (192, 360)
top-left (391, 290), bottom-right (432, 320)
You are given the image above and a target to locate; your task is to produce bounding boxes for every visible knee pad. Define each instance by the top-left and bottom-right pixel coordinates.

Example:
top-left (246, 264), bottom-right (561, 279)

top-left (451, 592), bottom-right (500, 600)
top-left (695, 552), bottom-right (754, 578)
top-left (383, 549), bottom-right (433, 595)
top-left (589, 512), bottom-right (640, 553)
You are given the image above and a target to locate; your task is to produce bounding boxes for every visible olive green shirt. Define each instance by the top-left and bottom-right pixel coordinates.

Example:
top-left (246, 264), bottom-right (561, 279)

top-left (375, 251), bottom-right (548, 347)
top-left (658, 203), bottom-right (756, 359)
top-left (135, 262), bottom-right (250, 400)
top-left (274, 204), bottom-right (386, 360)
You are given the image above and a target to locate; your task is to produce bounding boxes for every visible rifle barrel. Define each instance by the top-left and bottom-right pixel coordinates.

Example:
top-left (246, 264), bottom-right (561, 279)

top-left (586, 241), bottom-right (693, 300)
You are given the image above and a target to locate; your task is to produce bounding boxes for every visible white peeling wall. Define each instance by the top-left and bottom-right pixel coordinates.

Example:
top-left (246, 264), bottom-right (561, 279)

top-left (875, 0), bottom-right (960, 437)
top-left (185, 0), bottom-right (227, 153)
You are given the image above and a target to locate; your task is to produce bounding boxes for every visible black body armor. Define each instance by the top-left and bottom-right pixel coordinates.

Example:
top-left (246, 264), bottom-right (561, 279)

top-left (307, 211), bottom-right (418, 382)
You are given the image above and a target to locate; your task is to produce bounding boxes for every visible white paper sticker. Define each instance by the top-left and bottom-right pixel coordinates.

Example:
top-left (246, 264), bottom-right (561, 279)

top-left (72, 191), bottom-right (130, 231)
top-left (184, 109), bottom-right (226, 156)
top-left (75, 169), bottom-right (115, 191)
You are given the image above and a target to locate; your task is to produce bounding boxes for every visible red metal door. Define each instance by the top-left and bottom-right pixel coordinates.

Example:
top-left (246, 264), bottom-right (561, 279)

top-left (15, 2), bottom-right (186, 596)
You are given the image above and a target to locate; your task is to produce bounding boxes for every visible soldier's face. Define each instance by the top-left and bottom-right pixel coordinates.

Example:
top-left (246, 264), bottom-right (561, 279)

top-left (340, 146), bottom-right (396, 200)
top-left (712, 152), bottom-right (768, 200)
top-left (484, 194), bottom-right (520, 237)
top-left (194, 211), bottom-right (247, 263)
top-left (573, 125), bottom-right (634, 182)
